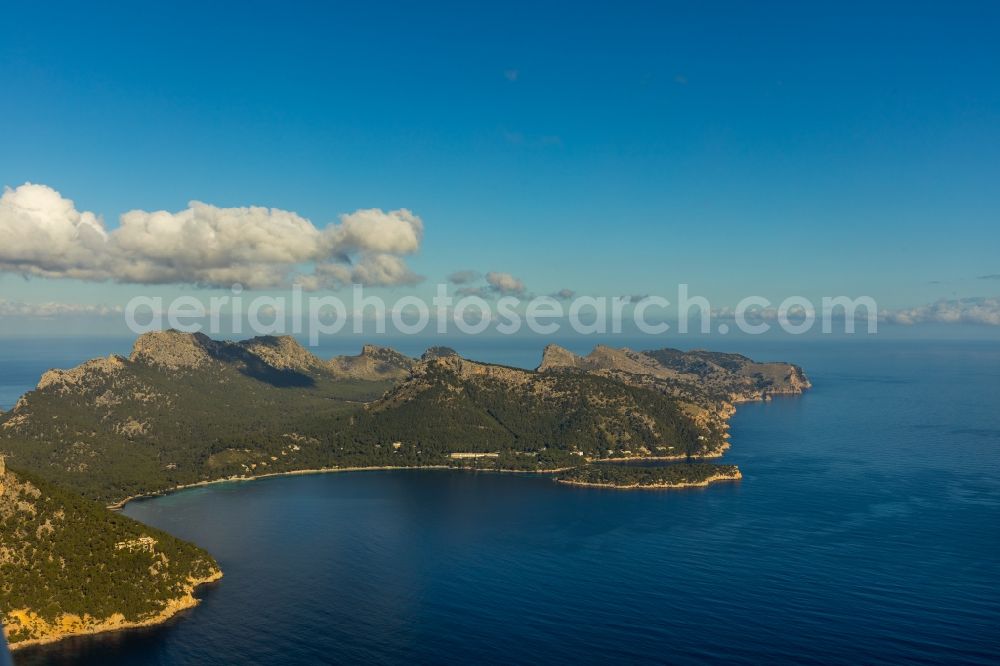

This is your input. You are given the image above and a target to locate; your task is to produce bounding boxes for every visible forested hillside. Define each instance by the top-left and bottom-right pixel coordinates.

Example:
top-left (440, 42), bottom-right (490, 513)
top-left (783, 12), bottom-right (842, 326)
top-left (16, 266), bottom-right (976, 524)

top-left (0, 333), bottom-right (808, 504)
top-left (0, 332), bottom-right (398, 501)
top-left (0, 464), bottom-right (220, 648)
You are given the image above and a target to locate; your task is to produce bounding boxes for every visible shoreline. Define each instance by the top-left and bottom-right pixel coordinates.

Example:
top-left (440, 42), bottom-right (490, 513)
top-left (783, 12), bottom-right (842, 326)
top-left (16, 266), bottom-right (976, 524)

top-left (554, 470), bottom-right (743, 490)
top-left (107, 464), bottom-right (583, 511)
top-left (108, 458), bottom-right (740, 511)
top-left (107, 466), bottom-right (448, 510)
top-left (93, 390), bottom-right (784, 512)
top-left (7, 570), bottom-right (223, 652)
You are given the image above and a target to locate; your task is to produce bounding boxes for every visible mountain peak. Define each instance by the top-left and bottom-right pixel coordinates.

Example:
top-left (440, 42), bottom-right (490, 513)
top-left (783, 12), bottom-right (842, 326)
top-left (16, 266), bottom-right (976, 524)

top-left (239, 336), bottom-right (322, 372)
top-left (421, 346), bottom-right (459, 361)
top-left (329, 345), bottom-right (415, 380)
top-left (36, 355), bottom-right (127, 393)
top-left (129, 330), bottom-right (220, 370)
top-left (537, 344), bottom-right (583, 371)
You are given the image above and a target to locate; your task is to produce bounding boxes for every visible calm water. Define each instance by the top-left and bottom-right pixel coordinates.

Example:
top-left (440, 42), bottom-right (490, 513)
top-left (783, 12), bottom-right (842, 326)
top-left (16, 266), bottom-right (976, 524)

top-left (7, 338), bottom-right (1000, 664)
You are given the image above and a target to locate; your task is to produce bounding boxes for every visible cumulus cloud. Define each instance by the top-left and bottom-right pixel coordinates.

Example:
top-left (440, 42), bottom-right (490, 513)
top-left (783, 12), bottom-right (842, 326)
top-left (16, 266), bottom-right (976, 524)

top-left (711, 304), bottom-right (815, 321)
top-left (327, 208), bottom-right (423, 255)
top-left (448, 270), bottom-right (528, 298)
top-left (0, 299), bottom-right (123, 318)
top-left (454, 286), bottom-right (489, 298)
top-left (447, 270), bottom-right (481, 285)
top-left (485, 271), bottom-right (526, 295)
top-left (708, 298), bottom-right (1000, 326)
top-left (0, 183), bottom-right (425, 290)
top-left (880, 298), bottom-right (1000, 326)
top-left (0, 183), bottom-right (109, 281)
top-left (348, 253), bottom-right (422, 287)
top-left (551, 289), bottom-right (575, 300)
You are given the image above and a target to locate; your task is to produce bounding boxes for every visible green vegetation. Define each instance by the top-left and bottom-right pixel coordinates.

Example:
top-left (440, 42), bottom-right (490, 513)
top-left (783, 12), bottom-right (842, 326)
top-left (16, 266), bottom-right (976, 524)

top-left (0, 466), bottom-right (219, 646)
top-left (0, 334), bottom-right (735, 503)
top-left (556, 462), bottom-right (741, 488)
top-left (0, 357), bottom-right (392, 501)
top-left (344, 357), bottom-right (715, 465)
top-left (0, 334), bottom-right (805, 502)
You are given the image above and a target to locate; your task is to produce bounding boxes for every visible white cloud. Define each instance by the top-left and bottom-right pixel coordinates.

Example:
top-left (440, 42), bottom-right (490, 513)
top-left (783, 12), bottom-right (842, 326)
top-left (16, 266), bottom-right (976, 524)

top-left (327, 208), bottom-right (423, 255)
top-left (455, 286), bottom-right (489, 298)
top-left (348, 253), bottom-right (422, 287)
top-left (485, 271), bottom-right (526, 295)
top-left (551, 289), bottom-right (575, 300)
top-left (0, 183), bottom-right (110, 281)
top-left (447, 270), bottom-right (480, 285)
top-left (449, 270), bottom-right (528, 298)
top-left (880, 298), bottom-right (1000, 326)
top-left (0, 183), bottom-right (425, 289)
top-left (0, 299), bottom-right (123, 318)
top-left (711, 305), bottom-right (814, 321)
top-left (709, 298), bottom-right (1000, 326)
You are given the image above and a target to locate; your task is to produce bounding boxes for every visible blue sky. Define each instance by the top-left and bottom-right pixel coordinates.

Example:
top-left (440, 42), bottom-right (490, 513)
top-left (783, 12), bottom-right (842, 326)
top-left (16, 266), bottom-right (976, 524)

top-left (1, 1), bottom-right (999, 331)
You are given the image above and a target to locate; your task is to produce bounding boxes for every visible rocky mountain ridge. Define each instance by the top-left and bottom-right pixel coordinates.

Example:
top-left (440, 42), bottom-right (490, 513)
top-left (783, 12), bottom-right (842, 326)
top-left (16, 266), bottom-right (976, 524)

top-left (536, 343), bottom-right (810, 457)
top-left (126, 329), bottom-right (414, 380)
top-left (0, 333), bottom-right (402, 501)
top-left (0, 334), bottom-right (809, 502)
top-left (538, 343), bottom-right (810, 401)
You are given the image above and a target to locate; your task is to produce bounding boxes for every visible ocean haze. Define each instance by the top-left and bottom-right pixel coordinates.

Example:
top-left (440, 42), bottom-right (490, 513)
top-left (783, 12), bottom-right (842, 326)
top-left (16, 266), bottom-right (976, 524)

top-left (6, 338), bottom-right (1000, 664)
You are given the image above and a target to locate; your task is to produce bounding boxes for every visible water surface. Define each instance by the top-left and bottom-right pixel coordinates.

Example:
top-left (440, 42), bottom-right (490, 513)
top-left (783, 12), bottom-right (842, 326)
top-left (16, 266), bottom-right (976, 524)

top-left (8, 339), bottom-right (1000, 664)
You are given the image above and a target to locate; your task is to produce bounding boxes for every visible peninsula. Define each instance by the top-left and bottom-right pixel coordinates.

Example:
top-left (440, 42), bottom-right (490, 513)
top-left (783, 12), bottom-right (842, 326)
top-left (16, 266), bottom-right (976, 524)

top-left (0, 331), bottom-right (808, 649)
top-left (0, 331), bottom-right (808, 503)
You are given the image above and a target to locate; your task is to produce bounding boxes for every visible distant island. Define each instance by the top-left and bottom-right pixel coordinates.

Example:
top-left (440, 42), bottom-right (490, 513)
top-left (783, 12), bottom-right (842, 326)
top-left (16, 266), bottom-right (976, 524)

top-left (0, 331), bottom-right (808, 648)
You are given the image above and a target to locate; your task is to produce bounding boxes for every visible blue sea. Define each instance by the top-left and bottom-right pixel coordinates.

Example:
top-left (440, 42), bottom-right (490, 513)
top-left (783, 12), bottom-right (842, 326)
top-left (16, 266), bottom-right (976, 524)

top-left (5, 336), bottom-right (1000, 665)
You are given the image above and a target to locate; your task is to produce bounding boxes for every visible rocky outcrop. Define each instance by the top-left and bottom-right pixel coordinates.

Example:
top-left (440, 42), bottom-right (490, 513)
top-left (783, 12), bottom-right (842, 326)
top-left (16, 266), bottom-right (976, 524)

top-left (421, 346), bottom-right (459, 361)
top-left (329, 345), bottom-right (415, 380)
top-left (538, 343), bottom-right (586, 371)
top-left (539, 343), bottom-right (810, 402)
top-left (129, 330), bottom-right (224, 370)
top-left (36, 355), bottom-right (127, 393)
top-left (238, 335), bottom-right (326, 372)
